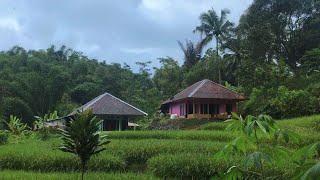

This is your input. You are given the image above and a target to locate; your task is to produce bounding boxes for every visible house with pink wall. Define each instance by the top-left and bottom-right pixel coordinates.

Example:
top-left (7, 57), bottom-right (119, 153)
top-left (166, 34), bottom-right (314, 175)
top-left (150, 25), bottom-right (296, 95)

top-left (161, 79), bottom-right (247, 119)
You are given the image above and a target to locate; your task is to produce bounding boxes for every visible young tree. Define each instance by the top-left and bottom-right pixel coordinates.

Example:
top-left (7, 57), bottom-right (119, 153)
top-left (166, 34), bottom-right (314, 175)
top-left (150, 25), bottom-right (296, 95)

top-left (59, 109), bottom-right (109, 180)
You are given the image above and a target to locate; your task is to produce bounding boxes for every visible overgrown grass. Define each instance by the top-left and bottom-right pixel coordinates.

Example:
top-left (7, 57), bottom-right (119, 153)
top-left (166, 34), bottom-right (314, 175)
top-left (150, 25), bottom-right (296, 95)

top-left (0, 170), bottom-right (158, 180)
top-left (198, 122), bottom-right (227, 131)
top-left (107, 130), bottom-right (235, 141)
top-left (147, 153), bottom-right (296, 179)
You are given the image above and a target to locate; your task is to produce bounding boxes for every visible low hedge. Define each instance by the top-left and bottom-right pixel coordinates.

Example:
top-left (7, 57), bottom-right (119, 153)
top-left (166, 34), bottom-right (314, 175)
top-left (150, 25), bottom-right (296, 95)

top-left (147, 154), bottom-right (296, 179)
top-left (0, 152), bottom-right (126, 172)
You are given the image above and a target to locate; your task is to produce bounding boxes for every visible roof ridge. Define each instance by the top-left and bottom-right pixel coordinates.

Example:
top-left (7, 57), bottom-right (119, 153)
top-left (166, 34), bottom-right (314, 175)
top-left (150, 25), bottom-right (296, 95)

top-left (105, 93), bottom-right (148, 115)
top-left (206, 79), bottom-right (245, 98)
top-left (188, 79), bottom-right (207, 97)
top-left (82, 93), bottom-right (107, 110)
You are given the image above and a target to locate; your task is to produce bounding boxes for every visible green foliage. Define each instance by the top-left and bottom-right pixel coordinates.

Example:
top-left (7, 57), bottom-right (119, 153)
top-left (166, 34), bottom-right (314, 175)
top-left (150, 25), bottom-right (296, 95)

top-left (34, 111), bottom-right (59, 140)
top-left (177, 40), bottom-right (204, 69)
top-left (59, 109), bottom-right (109, 179)
top-left (1, 115), bottom-right (28, 135)
top-left (0, 97), bottom-right (33, 125)
top-left (0, 130), bottom-right (9, 144)
top-left (34, 111), bottom-right (59, 129)
top-left (153, 57), bottom-right (182, 98)
top-left (215, 112), bottom-right (319, 179)
top-left (244, 86), bottom-right (319, 119)
top-left (0, 114), bottom-right (318, 178)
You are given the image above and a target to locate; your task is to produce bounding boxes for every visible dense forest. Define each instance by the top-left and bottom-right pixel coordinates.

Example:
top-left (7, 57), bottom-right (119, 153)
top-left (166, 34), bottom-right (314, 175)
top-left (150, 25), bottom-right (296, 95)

top-left (0, 0), bottom-right (319, 125)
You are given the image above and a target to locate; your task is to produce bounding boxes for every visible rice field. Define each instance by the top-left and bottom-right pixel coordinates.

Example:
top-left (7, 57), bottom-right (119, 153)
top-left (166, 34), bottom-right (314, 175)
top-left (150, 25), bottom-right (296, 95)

top-left (0, 114), bottom-right (319, 179)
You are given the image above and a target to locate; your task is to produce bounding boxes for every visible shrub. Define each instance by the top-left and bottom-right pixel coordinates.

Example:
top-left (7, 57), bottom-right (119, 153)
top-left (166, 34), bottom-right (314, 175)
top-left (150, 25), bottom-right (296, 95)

top-left (0, 130), bottom-right (9, 145)
top-left (243, 86), bottom-right (319, 119)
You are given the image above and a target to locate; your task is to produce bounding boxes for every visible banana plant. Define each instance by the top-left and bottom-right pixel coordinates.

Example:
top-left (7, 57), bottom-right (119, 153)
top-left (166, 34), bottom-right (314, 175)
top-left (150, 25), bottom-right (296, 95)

top-left (1, 115), bottom-right (27, 135)
top-left (34, 111), bottom-right (58, 130)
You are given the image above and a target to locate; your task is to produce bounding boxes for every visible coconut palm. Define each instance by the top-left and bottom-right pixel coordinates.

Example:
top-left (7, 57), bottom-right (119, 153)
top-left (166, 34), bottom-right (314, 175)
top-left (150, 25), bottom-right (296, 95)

top-left (222, 35), bottom-right (243, 87)
top-left (194, 8), bottom-right (234, 56)
top-left (194, 8), bottom-right (234, 84)
top-left (177, 39), bottom-right (205, 69)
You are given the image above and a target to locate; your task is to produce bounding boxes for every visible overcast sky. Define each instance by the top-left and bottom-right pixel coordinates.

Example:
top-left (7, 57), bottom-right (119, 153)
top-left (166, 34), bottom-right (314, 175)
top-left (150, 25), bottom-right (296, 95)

top-left (0, 0), bottom-right (252, 70)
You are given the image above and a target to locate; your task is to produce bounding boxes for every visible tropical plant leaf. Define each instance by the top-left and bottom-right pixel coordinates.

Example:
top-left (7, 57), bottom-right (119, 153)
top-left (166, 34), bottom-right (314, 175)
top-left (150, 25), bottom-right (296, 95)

top-left (300, 162), bottom-right (320, 180)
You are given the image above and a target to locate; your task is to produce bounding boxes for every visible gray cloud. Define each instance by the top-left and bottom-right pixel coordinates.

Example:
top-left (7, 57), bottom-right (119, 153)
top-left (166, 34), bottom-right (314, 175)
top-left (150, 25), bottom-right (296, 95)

top-left (0, 0), bottom-right (252, 70)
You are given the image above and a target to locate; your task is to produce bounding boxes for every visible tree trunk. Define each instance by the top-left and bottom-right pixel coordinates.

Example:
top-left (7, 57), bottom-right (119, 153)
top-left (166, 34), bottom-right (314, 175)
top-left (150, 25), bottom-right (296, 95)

top-left (216, 37), bottom-right (219, 57)
top-left (216, 37), bottom-right (222, 84)
top-left (81, 160), bottom-right (86, 180)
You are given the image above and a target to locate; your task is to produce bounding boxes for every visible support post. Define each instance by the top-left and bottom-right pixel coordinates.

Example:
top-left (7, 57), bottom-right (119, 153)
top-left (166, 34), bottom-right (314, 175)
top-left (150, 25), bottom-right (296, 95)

top-left (118, 119), bottom-right (122, 131)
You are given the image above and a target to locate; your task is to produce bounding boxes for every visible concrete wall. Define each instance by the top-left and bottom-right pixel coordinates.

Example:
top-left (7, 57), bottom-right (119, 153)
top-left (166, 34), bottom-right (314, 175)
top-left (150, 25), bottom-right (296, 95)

top-left (170, 102), bottom-right (185, 118)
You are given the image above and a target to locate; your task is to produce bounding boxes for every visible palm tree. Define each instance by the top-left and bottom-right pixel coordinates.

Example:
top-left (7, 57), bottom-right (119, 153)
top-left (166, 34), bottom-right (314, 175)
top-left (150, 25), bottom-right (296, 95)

top-left (194, 8), bottom-right (234, 84)
top-left (177, 39), bottom-right (204, 69)
top-left (222, 34), bottom-right (243, 87)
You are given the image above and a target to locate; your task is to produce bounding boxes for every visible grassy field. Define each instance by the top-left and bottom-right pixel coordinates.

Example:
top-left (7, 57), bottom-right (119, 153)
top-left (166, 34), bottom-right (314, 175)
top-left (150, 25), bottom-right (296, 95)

top-left (0, 114), bottom-right (319, 179)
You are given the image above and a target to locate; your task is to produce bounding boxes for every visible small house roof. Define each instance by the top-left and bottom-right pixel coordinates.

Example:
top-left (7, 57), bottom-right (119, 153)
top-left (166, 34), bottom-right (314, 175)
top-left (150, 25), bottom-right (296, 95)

top-left (70, 93), bottom-right (147, 116)
top-left (162, 79), bottom-right (247, 104)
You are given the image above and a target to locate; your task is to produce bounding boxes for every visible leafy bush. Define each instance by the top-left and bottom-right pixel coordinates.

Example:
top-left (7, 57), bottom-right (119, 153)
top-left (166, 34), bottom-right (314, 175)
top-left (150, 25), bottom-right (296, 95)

top-left (243, 86), bottom-right (319, 119)
top-left (0, 130), bottom-right (9, 145)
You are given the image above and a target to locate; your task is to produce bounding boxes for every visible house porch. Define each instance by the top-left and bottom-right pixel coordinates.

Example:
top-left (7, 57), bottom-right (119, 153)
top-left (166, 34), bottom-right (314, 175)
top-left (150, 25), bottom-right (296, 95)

top-left (168, 98), bottom-right (238, 119)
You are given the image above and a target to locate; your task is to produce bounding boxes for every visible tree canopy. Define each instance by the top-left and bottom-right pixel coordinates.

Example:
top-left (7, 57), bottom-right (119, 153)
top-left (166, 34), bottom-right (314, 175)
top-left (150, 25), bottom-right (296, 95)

top-left (0, 0), bottom-right (319, 122)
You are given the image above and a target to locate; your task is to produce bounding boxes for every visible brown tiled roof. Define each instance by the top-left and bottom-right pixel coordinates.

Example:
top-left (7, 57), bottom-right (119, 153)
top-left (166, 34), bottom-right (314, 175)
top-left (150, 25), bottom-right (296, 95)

top-left (162, 79), bottom-right (247, 104)
top-left (70, 93), bottom-right (147, 116)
